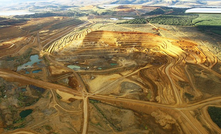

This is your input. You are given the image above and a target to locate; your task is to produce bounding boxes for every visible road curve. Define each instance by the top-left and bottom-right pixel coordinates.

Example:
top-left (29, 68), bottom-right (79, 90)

top-left (0, 69), bottom-right (82, 99)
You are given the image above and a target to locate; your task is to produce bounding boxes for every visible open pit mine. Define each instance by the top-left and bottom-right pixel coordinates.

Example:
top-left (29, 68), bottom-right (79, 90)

top-left (0, 14), bottom-right (221, 134)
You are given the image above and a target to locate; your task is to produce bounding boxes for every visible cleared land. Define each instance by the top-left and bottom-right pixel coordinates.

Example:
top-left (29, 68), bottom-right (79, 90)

top-left (0, 5), bottom-right (221, 134)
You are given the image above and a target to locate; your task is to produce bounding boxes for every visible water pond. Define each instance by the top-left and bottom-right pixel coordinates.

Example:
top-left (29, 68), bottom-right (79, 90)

top-left (21, 88), bottom-right (26, 92)
top-left (20, 109), bottom-right (33, 118)
top-left (17, 55), bottom-right (42, 71)
top-left (32, 69), bottom-right (42, 73)
top-left (67, 65), bottom-right (81, 71)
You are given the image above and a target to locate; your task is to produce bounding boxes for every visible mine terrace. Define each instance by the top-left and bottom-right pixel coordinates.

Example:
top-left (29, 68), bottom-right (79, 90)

top-left (0, 4), bottom-right (221, 134)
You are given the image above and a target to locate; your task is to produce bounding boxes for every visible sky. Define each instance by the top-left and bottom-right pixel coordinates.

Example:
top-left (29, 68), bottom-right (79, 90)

top-left (0, 0), bottom-right (55, 7)
top-left (0, 0), bottom-right (221, 7)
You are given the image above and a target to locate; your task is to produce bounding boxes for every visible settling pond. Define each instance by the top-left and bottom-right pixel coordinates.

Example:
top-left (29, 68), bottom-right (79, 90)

top-left (17, 55), bottom-right (42, 71)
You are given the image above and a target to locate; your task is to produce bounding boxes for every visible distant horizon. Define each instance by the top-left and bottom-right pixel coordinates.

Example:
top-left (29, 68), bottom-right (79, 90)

top-left (1, 0), bottom-right (221, 8)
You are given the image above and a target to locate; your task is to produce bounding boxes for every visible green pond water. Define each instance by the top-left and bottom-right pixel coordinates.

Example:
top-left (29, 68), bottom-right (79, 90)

top-left (21, 88), bottom-right (26, 92)
top-left (20, 109), bottom-right (33, 118)
top-left (32, 69), bottom-right (42, 73)
top-left (67, 65), bottom-right (81, 71)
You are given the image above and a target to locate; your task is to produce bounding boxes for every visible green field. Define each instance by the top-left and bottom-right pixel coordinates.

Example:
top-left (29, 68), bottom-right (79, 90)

top-left (143, 12), bottom-right (221, 35)
top-left (193, 14), bottom-right (221, 26)
top-left (143, 7), bottom-right (221, 27)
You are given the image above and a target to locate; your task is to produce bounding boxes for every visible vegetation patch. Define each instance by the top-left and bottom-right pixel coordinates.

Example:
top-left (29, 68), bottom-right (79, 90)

top-left (89, 99), bottom-right (100, 104)
top-left (145, 8), bottom-right (165, 15)
top-left (45, 125), bottom-right (53, 131)
top-left (0, 48), bottom-right (32, 70)
top-left (147, 15), bottom-right (198, 26)
top-left (142, 7), bottom-right (187, 16)
top-left (166, 8), bottom-right (189, 15)
top-left (184, 92), bottom-right (194, 100)
top-left (29, 85), bottom-right (46, 93)
top-left (90, 9), bottom-right (116, 16)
